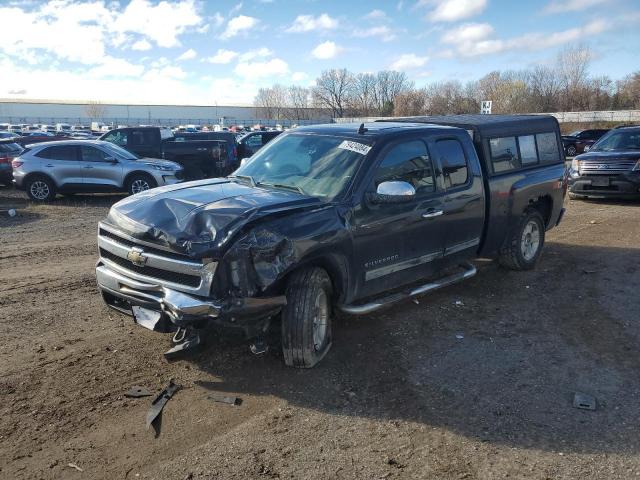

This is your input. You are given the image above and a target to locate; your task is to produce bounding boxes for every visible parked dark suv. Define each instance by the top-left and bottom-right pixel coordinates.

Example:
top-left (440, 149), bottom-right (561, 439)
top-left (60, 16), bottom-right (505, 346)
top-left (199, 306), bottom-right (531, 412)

top-left (562, 129), bottom-right (609, 157)
top-left (569, 126), bottom-right (640, 199)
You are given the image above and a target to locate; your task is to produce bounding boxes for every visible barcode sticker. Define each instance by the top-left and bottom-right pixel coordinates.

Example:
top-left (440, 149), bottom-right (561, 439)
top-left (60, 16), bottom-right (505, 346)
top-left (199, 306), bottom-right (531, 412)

top-left (338, 140), bottom-right (371, 155)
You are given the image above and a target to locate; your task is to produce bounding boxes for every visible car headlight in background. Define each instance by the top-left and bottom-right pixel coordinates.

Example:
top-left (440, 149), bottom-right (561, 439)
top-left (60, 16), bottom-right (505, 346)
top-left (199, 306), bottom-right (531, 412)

top-left (146, 163), bottom-right (177, 171)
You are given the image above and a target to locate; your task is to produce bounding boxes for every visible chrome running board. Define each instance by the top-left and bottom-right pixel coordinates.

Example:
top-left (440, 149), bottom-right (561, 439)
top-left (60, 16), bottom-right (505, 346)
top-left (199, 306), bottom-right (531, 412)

top-left (339, 262), bottom-right (477, 315)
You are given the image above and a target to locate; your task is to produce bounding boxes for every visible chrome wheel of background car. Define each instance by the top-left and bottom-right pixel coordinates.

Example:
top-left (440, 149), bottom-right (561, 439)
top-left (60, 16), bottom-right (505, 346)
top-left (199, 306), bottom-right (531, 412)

top-left (30, 181), bottom-right (50, 200)
top-left (521, 220), bottom-right (541, 261)
top-left (131, 179), bottom-right (150, 194)
top-left (567, 145), bottom-right (577, 157)
top-left (313, 290), bottom-right (329, 352)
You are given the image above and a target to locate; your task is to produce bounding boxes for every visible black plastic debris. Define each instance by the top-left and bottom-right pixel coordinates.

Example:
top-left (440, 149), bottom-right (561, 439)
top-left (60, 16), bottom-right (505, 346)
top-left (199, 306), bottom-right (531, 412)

top-left (124, 386), bottom-right (152, 398)
top-left (146, 379), bottom-right (181, 436)
top-left (573, 392), bottom-right (597, 410)
top-left (207, 394), bottom-right (242, 406)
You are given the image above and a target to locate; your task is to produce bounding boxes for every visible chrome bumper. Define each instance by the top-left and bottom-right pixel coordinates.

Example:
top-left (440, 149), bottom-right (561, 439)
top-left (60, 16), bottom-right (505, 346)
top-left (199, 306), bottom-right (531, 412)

top-left (96, 263), bottom-right (222, 326)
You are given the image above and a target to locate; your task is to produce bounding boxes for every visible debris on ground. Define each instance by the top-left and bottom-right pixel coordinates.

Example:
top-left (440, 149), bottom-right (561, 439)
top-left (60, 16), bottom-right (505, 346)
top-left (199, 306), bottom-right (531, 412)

top-left (582, 269), bottom-right (598, 274)
top-left (573, 392), bottom-right (597, 411)
top-left (146, 379), bottom-right (181, 436)
top-left (125, 386), bottom-right (153, 398)
top-left (207, 394), bottom-right (242, 406)
top-left (455, 333), bottom-right (464, 340)
top-left (454, 300), bottom-right (464, 306)
top-left (67, 463), bottom-right (83, 472)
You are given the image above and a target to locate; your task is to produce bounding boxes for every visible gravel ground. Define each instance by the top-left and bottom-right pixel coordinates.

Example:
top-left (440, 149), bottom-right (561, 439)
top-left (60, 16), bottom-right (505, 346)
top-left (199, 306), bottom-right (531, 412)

top-left (0, 186), bottom-right (639, 480)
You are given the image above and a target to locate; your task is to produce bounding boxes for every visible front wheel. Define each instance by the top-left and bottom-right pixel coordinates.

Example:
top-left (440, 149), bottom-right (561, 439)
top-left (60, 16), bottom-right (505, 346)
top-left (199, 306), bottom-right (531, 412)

top-left (126, 173), bottom-right (157, 196)
top-left (499, 210), bottom-right (545, 270)
top-left (281, 267), bottom-right (333, 368)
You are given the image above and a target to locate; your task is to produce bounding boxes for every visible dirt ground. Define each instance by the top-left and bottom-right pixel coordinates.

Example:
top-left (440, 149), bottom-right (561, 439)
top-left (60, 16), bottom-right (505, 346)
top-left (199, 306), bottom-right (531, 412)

top-left (1, 186), bottom-right (639, 480)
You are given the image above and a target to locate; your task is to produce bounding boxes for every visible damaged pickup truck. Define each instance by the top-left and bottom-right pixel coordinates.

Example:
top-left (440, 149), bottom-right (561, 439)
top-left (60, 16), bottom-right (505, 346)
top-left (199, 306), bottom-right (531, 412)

top-left (96, 115), bottom-right (567, 367)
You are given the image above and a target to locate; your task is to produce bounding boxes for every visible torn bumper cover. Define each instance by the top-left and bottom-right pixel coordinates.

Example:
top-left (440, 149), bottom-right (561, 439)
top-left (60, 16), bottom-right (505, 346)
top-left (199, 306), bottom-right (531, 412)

top-left (96, 263), bottom-right (286, 333)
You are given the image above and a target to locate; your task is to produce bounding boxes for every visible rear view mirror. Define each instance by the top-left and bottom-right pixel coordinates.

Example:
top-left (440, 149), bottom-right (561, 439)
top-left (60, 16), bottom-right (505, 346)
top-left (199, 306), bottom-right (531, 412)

top-left (368, 181), bottom-right (416, 204)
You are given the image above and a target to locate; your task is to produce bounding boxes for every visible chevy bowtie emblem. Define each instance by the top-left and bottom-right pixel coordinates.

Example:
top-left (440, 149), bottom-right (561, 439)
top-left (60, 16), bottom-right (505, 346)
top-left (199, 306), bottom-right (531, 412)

top-left (127, 247), bottom-right (147, 267)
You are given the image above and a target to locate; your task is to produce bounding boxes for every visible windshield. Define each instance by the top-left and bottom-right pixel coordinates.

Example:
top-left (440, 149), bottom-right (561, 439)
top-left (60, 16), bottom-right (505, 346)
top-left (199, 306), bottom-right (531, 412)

top-left (591, 130), bottom-right (640, 152)
top-left (102, 142), bottom-right (140, 160)
top-left (233, 133), bottom-right (370, 200)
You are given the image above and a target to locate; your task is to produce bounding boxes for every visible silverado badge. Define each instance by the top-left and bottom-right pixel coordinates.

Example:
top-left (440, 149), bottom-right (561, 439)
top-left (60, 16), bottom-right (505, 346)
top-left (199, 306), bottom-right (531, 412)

top-left (127, 247), bottom-right (147, 267)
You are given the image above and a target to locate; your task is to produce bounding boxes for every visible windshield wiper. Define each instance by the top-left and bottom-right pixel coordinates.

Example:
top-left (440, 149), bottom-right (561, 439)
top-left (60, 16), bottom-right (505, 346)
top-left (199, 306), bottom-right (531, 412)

top-left (256, 182), bottom-right (305, 195)
top-left (229, 174), bottom-right (256, 187)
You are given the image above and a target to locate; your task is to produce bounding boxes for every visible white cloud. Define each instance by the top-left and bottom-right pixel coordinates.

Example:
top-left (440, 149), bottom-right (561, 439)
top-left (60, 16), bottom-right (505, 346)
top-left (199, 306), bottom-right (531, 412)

top-left (440, 22), bottom-right (493, 44)
top-left (112, 0), bottom-right (203, 48)
top-left (234, 58), bottom-right (289, 80)
top-left (544, 0), bottom-right (611, 13)
top-left (229, 2), bottom-right (243, 15)
top-left (221, 15), bottom-right (259, 39)
top-left (286, 14), bottom-right (338, 33)
top-left (292, 72), bottom-right (308, 82)
top-left (311, 41), bottom-right (343, 60)
top-left (389, 53), bottom-right (429, 70)
top-left (131, 39), bottom-right (152, 51)
top-left (420, 0), bottom-right (487, 22)
top-left (87, 57), bottom-right (144, 78)
top-left (177, 48), bottom-right (197, 61)
top-left (205, 49), bottom-right (238, 64)
top-left (352, 26), bottom-right (396, 42)
top-left (212, 12), bottom-right (225, 28)
top-left (442, 19), bottom-right (610, 57)
top-left (365, 9), bottom-right (388, 20)
top-left (238, 47), bottom-right (273, 62)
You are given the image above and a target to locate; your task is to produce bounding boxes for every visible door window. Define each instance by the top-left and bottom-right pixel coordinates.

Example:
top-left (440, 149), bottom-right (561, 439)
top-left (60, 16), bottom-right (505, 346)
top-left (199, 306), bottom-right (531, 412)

top-left (518, 135), bottom-right (538, 165)
top-left (536, 133), bottom-right (561, 163)
top-left (35, 146), bottom-right (78, 160)
top-left (81, 146), bottom-right (111, 162)
top-left (245, 134), bottom-right (263, 149)
top-left (130, 130), bottom-right (155, 146)
top-left (375, 140), bottom-right (435, 194)
top-left (103, 131), bottom-right (128, 147)
top-left (489, 137), bottom-right (519, 172)
top-left (437, 139), bottom-right (468, 188)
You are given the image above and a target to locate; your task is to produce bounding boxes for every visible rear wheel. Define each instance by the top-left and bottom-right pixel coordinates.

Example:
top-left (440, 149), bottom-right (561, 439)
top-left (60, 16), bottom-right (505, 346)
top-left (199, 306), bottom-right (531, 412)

top-left (281, 267), bottom-right (333, 368)
top-left (126, 173), bottom-right (156, 196)
top-left (26, 175), bottom-right (56, 202)
top-left (499, 210), bottom-right (545, 270)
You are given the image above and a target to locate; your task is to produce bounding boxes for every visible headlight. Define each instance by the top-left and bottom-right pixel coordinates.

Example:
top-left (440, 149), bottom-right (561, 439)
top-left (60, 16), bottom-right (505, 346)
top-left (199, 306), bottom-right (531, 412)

top-left (571, 158), bottom-right (580, 171)
top-left (146, 163), bottom-right (176, 171)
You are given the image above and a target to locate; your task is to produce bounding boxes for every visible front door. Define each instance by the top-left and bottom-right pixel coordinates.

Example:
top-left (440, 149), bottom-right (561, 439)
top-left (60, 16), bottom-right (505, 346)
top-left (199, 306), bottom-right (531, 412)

top-left (351, 137), bottom-right (447, 300)
top-left (79, 145), bottom-right (122, 190)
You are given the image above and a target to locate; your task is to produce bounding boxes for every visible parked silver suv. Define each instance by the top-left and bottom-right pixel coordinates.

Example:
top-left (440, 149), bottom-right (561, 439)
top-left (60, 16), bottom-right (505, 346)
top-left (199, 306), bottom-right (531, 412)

top-left (12, 140), bottom-right (184, 201)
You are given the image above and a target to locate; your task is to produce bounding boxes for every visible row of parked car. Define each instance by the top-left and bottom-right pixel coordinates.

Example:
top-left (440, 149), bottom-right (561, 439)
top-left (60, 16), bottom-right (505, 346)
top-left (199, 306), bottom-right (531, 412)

top-left (0, 125), bottom-right (283, 200)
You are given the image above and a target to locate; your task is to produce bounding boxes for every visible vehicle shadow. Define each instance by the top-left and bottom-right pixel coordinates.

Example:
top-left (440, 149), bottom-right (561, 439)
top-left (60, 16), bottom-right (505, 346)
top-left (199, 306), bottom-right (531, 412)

top-left (185, 241), bottom-right (640, 455)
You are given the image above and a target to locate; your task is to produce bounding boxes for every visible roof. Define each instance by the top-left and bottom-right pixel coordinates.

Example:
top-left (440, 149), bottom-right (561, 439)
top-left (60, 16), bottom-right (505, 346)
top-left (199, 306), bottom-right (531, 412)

top-left (294, 121), bottom-right (457, 139)
top-left (381, 114), bottom-right (560, 137)
top-left (26, 139), bottom-right (106, 148)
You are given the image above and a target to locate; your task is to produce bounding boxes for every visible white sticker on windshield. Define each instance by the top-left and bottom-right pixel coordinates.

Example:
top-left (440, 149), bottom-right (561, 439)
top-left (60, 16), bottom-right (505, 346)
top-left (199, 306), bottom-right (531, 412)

top-left (338, 140), bottom-right (371, 156)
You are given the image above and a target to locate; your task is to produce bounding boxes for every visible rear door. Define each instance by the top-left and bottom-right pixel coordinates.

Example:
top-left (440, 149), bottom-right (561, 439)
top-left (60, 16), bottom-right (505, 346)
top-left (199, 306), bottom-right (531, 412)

top-left (428, 135), bottom-right (485, 263)
top-left (352, 137), bottom-right (447, 299)
top-left (34, 145), bottom-right (82, 187)
top-left (79, 145), bottom-right (122, 190)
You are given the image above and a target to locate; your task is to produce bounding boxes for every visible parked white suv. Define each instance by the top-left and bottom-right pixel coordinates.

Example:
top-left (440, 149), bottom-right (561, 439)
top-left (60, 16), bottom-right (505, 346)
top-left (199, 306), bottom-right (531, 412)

top-left (12, 140), bottom-right (184, 201)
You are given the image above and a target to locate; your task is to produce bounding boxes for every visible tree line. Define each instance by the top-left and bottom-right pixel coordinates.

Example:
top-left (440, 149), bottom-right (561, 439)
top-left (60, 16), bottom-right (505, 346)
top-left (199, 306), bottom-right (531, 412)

top-left (253, 45), bottom-right (640, 120)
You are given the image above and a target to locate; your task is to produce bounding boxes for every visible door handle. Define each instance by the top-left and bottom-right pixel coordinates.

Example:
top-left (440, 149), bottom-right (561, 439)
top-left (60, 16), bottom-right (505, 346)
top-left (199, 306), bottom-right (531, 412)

top-left (422, 209), bottom-right (444, 219)
top-left (83, 165), bottom-right (94, 169)
top-left (45, 164), bottom-right (54, 167)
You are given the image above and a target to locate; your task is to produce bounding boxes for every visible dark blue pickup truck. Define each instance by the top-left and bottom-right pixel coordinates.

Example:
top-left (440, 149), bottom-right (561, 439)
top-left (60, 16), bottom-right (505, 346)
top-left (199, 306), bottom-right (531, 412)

top-left (96, 114), bottom-right (567, 367)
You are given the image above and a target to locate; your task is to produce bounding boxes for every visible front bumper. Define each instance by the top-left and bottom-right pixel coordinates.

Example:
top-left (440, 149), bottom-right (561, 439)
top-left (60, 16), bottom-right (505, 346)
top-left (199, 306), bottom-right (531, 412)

top-left (569, 173), bottom-right (640, 198)
top-left (96, 262), bottom-right (286, 335)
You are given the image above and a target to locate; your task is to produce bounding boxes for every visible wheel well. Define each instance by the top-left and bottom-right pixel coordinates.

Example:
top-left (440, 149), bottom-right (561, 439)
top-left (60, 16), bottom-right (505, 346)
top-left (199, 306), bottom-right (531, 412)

top-left (123, 170), bottom-right (155, 187)
top-left (527, 195), bottom-right (553, 227)
top-left (23, 172), bottom-right (57, 188)
top-left (282, 256), bottom-right (347, 304)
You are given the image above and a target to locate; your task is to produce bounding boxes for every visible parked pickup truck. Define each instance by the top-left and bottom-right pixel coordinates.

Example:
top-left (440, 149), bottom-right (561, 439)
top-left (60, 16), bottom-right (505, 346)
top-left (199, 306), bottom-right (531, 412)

top-left (100, 127), bottom-right (231, 180)
top-left (95, 115), bottom-right (567, 367)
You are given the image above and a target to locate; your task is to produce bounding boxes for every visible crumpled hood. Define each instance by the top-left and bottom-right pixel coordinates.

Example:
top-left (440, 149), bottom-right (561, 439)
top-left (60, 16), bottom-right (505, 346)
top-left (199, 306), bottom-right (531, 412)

top-left (104, 178), bottom-right (323, 258)
top-left (576, 150), bottom-right (640, 162)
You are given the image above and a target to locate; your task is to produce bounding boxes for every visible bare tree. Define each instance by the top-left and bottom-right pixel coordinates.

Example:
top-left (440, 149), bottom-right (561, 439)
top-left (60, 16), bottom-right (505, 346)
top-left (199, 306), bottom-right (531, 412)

top-left (85, 101), bottom-right (107, 121)
top-left (393, 89), bottom-right (428, 116)
top-left (350, 73), bottom-right (378, 116)
top-left (254, 85), bottom-right (288, 120)
top-left (615, 71), bottom-right (640, 109)
top-left (312, 69), bottom-right (355, 118)
top-left (287, 86), bottom-right (311, 120)
top-left (556, 44), bottom-right (592, 111)
top-left (373, 71), bottom-right (413, 115)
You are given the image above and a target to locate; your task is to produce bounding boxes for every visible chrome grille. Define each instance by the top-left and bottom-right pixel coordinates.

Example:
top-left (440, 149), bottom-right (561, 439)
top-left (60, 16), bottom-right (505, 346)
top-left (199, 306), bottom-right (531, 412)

top-left (579, 158), bottom-right (637, 174)
top-left (97, 223), bottom-right (216, 296)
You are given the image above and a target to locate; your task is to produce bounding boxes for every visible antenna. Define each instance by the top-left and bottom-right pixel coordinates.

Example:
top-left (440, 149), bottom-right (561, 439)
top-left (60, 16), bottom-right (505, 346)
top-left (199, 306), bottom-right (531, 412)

top-left (358, 123), bottom-right (368, 135)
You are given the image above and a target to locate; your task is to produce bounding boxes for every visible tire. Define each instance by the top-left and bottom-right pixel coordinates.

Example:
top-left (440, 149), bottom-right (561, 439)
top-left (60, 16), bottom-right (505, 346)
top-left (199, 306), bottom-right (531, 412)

top-left (498, 210), bottom-right (545, 271)
top-left (281, 267), bottom-right (333, 368)
top-left (26, 175), bottom-right (56, 202)
top-left (566, 145), bottom-right (577, 157)
top-left (126, 173), bottom-right (157, 196)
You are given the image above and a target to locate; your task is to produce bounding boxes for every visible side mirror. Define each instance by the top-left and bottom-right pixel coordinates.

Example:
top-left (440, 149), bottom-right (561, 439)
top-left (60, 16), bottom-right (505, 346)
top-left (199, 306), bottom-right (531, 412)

top-left (583, 145), bottom-right (590, 152)
top-left (368, 181), bottom-right (416, 204)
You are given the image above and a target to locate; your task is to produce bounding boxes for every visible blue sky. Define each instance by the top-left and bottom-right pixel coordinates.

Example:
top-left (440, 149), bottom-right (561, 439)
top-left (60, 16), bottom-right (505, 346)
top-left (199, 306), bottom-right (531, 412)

top-left (0, 0), bottom-right (638, 105)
